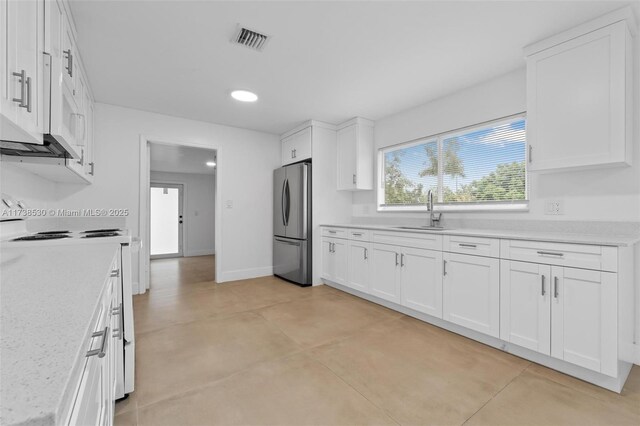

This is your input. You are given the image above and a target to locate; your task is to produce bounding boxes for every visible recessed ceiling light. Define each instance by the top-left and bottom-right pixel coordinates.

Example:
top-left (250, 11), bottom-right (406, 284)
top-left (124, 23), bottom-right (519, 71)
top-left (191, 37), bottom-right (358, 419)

top-left (231, 90), bottom-right (258, 102)
top-left (206, 161), bottom-right (216, 167)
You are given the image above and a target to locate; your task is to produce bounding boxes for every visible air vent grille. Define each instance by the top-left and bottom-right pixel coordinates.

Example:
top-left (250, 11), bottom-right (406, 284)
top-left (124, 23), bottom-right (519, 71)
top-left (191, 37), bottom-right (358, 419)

top-left (232, 26), bottom-right (270, 52)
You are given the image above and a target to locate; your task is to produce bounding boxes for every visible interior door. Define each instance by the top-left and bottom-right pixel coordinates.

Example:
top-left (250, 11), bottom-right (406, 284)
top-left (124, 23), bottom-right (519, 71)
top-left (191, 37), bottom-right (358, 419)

top-left (500, 260), bottom-right (551, 355)
top-left (273, 167), bottom-right (286, 237)
top-left (150, 183), bottom-right (184, 259)
top-left (283, 163), bottom-right (308, 239)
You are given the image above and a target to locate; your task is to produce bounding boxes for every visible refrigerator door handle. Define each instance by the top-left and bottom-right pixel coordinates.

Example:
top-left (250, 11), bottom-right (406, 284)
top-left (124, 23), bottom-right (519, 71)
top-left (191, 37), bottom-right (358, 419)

top-left (281, 178), bottom-right (287, 227)
top-left (284, 179), bottom-right (291, 226)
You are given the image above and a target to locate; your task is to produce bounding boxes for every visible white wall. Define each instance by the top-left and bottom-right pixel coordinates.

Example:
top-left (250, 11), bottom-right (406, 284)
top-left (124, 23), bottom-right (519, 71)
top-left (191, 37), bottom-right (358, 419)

top-left (54, 103), bottom-right (280, 287)
top-left (150, 171), bottom-right (216, 257)
top-left (0, 163), bottom-right (57, 209)
top-left (353, 67), bottom-right (640, 223)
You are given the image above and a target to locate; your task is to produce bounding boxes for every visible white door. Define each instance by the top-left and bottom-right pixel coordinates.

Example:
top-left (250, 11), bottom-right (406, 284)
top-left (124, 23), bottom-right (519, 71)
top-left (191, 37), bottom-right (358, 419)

top-left (370, 243), bottom-right (400, 303)
top-left (400, 247), bottom-right (443, 318)
top-left (500, 260), bottom-right (551, 355)
top-left (150, 183), bottom-right (184, 259)
top-left (551, 266), bottom-right (617, 376)
top-left (331, 239), bottom-right (348, 286)
top-left (321, 238), bottom-right (334, 281)
top-left (443, 253), bottom-right (500, 338)
top-left (337, 124), bottom-right (357, 190)
top-left (347, 240), bottom-right (371, 293)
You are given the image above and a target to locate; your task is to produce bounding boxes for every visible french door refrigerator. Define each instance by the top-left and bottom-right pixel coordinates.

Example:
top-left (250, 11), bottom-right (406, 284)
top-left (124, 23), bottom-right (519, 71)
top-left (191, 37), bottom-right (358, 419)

top-left (273, 162), bottom-right (312, 286)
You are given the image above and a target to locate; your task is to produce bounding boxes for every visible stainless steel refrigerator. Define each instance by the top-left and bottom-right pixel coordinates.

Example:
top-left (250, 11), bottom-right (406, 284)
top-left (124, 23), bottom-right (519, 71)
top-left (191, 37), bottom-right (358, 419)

top-left (273, 162), bottom-right (312, 286)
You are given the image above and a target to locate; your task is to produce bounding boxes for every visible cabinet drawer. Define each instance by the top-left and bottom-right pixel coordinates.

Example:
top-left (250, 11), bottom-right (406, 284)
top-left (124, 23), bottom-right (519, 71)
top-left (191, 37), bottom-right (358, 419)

top-left (348, 229), bottom-right (371, 241)
top-left (443, 235), bottom-right (500, 258)
top-left (322, 227), bottom-right (348, 239)
top-left (372, 230), bottom-right (442, 251)
top-left (500, 240), bottom-right (617, 272)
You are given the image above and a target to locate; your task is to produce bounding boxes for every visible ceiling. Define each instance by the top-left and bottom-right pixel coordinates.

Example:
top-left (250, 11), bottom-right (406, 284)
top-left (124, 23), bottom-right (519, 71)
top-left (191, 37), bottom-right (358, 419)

top-left (150, 143), bottom-right (217, 175)
top-left (69, 1), bottom-right (636, 135)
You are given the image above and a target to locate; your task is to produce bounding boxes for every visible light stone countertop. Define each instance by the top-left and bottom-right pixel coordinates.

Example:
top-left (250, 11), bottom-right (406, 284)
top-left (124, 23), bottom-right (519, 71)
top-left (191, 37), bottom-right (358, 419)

top-left (320, 224), bottom-right (640, 247)
top-left (0, 243), bottom-right (120, 426)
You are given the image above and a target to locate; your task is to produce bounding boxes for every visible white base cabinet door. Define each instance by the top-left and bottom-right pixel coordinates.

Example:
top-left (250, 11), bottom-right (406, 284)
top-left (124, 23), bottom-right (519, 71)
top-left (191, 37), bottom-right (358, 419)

top-left (370, 244), bottom-right (401, 303)
top-left (500, 260), bottom-right (551, 355)
top-left (347, 240), bottom-right (371, 293)
top-left (400, 247), bottom-right (443, 318)
top-left (443, 253), bottom-right (500, 338)
top-left (321, 237), bottom-right (347, 286)
top-left (551, 266), bottom-right (617, 376)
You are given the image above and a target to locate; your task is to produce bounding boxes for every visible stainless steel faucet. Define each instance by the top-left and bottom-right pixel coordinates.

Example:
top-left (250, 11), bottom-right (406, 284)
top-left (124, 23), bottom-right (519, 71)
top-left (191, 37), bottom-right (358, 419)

top-left (426, 189), bottom-right (442, 228)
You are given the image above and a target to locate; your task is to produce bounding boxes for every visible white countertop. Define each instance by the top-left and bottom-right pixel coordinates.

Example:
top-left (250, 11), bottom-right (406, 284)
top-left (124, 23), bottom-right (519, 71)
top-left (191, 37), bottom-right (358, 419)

top-left (0, 243), bottom-right (120, 426)
top-left (320, 224), bottom-right (639, 247)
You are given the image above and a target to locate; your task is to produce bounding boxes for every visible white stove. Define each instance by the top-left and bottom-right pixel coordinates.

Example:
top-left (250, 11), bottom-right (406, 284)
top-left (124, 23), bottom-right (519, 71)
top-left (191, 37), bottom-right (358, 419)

top-left (1, 218), bottom-right (136, 400)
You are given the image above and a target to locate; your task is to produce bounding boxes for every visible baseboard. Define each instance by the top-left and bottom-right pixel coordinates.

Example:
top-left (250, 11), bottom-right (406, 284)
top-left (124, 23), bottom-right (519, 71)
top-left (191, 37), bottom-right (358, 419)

top-left (217, 266), bottom-right (273, 283)
top-left (324, 279), bottom-right (632, 393)
top-left (184, 249), bottom-right (215, 257)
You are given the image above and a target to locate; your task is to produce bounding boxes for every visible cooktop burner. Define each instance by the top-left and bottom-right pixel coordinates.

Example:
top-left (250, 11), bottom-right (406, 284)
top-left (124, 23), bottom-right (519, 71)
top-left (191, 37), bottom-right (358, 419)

top-left (36, 230), bottom-right (71, 235)
top-left (81, 228), bottom-right (121, 234)
top-left (82, 232), bottom-right (121, 238)
top-left (12, 234), bottom-right (71, 241)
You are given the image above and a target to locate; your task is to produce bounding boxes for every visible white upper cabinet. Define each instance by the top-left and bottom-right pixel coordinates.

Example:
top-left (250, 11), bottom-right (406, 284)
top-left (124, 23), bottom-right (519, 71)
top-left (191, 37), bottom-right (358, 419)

top-left (0, 0), bottom-right (45, 144)
top-left (525, 10), bottom-right (635, 172)
top-left (336, 118), bottom-right (374, 191)
top-left (281, 126), bottom-right (312, 165)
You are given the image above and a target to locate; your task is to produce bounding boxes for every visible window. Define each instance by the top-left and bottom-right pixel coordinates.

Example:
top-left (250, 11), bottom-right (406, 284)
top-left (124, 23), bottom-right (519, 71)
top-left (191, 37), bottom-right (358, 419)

top-left (378, 114), bottom-right (527, 211)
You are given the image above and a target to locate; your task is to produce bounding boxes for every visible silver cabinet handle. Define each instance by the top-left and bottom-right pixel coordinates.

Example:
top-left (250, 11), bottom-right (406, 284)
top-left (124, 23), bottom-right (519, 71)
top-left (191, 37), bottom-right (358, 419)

top-left (328, 230), bottom-right (337, 234)
top-left (24, 76), bottom-right (32, 113)
top-left (86, 326), bottom-right (109, 358)
top-left (395, 253), bottom-right (399, 266)
top-left (12, 70), bottom-right (27, 109)
top-left (110, 269), bottom-right (120, 277)
top-left (553, 276), bottom-right (559, 299)
top-left (352, 174), bottom-right (356, 185)
top-left (112, 303), bottom-right (123, 340)
top-left (291, 149), bottom-right (294, 159)
top-left (459, 243), bottom-right (477, 248)
top-left (63, 49), bottom-right (73, 77)
top-left (89, 162), bottom-right (95, 176)
top-left (364, 248), bottom-right (368, 260)
top-left (76, 147), bottom-right (84, 166)
top-left (529, 145), bottom-right (532, 163)
top-left (537, 251), bottom-right (564, 257)
top-left (400, 253), bottom-right (405, 267)
top-left (443, 260), bottom-right (447, 276)
top-left (352, 232), bottom-right (363, 236)
top-left (541, 274), bottom-right (546, 296)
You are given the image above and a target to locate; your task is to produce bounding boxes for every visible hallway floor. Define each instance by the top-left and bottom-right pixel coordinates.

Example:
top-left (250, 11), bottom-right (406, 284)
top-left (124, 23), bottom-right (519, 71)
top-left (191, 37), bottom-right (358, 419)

top-left (116, 255), bottom-right (640, 425)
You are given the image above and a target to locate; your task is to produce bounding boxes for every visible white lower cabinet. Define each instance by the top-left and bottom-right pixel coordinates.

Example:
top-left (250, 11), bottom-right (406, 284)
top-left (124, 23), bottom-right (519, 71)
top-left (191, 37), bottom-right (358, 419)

top-left (370, 243), bottom-right (401, 303)
top-left (443, 252), bottom-right (500, 338)
top-left (346, 240), bottom-right (371, 293)
top-left (501, 260), bottom-right (551, 355)
top-left (400, 247), bottom-right (443, 318)
top-left (322, 237), bottom-right (347, 285)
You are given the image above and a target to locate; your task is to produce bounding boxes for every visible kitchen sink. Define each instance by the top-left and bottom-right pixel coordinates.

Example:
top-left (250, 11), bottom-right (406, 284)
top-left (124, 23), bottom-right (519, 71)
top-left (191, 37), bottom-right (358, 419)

top-left (393, 226), bottom-right (447, 231)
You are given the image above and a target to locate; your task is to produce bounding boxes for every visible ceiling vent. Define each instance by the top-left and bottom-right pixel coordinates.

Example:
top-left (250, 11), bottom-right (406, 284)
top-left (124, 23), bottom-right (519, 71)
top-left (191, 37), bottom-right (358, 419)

top-left (232, 25), bottom-right (270, 52)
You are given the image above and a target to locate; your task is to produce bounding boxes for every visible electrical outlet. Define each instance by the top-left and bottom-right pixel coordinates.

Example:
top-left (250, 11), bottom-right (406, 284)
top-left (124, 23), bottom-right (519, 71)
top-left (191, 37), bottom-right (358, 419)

top-left (545, 199), bottom-right (564, 215)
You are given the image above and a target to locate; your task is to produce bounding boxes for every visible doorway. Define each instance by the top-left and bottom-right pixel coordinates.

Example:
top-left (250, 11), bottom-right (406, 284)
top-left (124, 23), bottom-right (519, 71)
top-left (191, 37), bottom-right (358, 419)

top-left (150, 183), bottom-right (184, 259)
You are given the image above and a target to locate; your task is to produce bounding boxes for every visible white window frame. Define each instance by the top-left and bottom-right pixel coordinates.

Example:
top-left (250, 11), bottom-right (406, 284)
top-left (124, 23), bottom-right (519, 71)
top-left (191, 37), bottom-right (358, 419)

top-left (377, 113), bottom-right (529, 213)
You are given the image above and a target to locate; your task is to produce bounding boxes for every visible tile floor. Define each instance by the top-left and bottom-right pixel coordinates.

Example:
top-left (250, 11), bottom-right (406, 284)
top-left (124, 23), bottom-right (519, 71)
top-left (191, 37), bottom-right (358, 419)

top-left (116, 255), bottom-right (640, 425)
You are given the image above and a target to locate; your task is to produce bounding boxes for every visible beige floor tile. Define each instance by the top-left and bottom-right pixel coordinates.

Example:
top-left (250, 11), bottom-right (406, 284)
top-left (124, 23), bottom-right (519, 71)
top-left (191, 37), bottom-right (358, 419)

top-left (114, 409), bottom-right (138, 426)
top-left (465, 370), bottom-right (640, 426)
top-left (114, 391), bottom-right (138, 416)
top-left (525, 363), bottom-right (640, 419)
top-left (257, 292), bottom-right (401, 348)
top-left (135, 312), bottom-right (300, 407)
top-left (310, 316), bottom-right (529, 425)
top-left (138, 353), bottom-right (396, 426)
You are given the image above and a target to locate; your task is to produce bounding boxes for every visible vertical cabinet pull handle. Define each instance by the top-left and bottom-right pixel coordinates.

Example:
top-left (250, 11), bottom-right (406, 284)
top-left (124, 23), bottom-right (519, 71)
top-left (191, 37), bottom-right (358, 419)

top-left (400, 253), bottom-right (405, 267)
top-left (529, 145), bottom-right (533, 163)
top-left (25, 76), bottom-right (32, 112)
top-left (364, 248), bottom-right (368, 260)
top-left (64, 49), bottom-right (73, 77)
top-left (395, 253), bottom-right (399, 266)
top-left (352, 174), bottom-right (356, 185)
top-left (443, 260), bottom-right (447, 276)
top-left (553, 276), bottom-right (559, 299)
top-left (12, 70), bottom-right (27, 109)
top-left (86, 327), bottom-right (109, 358)
top-left (541, 275), bottom-right (546, 296)
top-left (89, 162), bottom-right (95, 176)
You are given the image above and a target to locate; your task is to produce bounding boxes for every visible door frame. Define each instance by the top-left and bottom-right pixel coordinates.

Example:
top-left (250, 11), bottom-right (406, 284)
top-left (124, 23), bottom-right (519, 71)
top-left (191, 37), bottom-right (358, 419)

top-left (139, 135), bottom-right (221, 294)
top-left (149, 182), bottom-right (185, 260)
